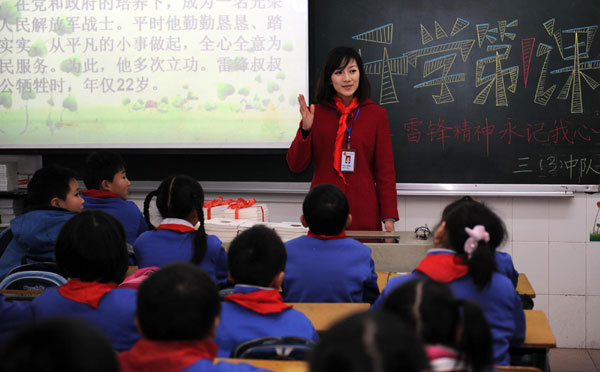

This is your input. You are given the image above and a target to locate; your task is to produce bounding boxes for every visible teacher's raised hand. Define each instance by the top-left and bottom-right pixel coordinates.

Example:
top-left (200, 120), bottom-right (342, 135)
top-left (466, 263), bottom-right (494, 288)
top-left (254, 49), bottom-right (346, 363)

top-left (298, 94), bottom-right (315, 131)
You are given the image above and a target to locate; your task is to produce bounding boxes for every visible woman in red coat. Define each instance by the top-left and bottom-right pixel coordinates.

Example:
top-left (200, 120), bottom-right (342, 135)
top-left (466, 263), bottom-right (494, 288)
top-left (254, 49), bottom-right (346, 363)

top-left (287, 46), bottom-right (399, 232)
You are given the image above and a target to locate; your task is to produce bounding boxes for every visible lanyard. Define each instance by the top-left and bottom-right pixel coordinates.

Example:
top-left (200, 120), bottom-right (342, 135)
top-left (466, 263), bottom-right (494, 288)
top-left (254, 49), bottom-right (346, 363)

top-left (331, 107), bottom-right (361, 149)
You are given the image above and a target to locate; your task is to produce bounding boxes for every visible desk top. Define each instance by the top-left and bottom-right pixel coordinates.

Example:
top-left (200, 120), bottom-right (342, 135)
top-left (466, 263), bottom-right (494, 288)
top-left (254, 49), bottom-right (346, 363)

top-left (288, 302), bottom-right (369, 332)
top-left (216, 358), bottom-right (307, 372)
top-left (523, 310), bottom-right (556, 348)
top-left (516, 273), bottom-right (535, 298)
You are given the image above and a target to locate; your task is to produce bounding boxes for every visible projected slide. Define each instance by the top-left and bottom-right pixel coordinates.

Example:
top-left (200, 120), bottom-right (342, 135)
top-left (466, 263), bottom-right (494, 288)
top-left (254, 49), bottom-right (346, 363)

top-left (0, 0), bottom-right (308, 148)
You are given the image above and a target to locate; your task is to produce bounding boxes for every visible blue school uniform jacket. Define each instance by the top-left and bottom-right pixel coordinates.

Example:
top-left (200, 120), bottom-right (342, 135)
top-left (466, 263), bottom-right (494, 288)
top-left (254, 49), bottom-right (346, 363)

top-left (31, 286), bottom-right (139, 351)
top-left (496, 251), bottom-right (519, 287)
top-left (215, 285), bottom-right (319, 357)
top-left (373, 249), bottom-right (525, 366)
top-left (133, 225), bottom-right (228, 285)
top-left (0, 294), bottom-right (33, 340)
top-left (183, 359), bottom-right (271, 372)
top-left (0, 209), bottom-right (76, 279)
top-left (283, 235), bottom-right (380, 303)
top-left (82, 193), bottom-right (148, 245)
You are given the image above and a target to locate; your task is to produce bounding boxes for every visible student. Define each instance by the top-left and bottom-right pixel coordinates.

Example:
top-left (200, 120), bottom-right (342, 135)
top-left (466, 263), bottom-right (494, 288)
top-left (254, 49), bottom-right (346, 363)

top-left (0, 294), bottom-right (33, 341)
top-left (215, 225), bottom-right (319, 357)
top-left (373, 199), bottom-right (525, 365)
top-left (0, 317), bottom-right (119, 372)
top-left (0, 165), bottom-right (84, 279)
top-left (308, 311), bottom-right (429, 372)
top-left (283, 183), bottom-right (379, 303)
top-left (382, 278), bottom-right (493, 372)
top-left (134, 175), bottom-right (227, 285)
top-left (442, 196), bottom-right (519, 287)
top-left (31, 210), bottom-right (139, 351)
top-left (119, 262), bottom-right (270, 372)
top-left (82, 151), bottom-right (147, 245)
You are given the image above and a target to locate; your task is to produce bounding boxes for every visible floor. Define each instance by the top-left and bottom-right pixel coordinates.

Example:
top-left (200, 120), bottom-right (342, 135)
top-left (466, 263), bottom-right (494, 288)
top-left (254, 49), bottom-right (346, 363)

top-left (549, 349), bottom-right (600, 372)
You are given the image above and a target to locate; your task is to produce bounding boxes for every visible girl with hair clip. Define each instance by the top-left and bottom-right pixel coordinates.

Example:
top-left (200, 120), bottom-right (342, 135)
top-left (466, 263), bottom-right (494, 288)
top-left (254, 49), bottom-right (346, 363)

top-left (373, 199), bottom-right (525, 366)
top-left (382, 278), bottom-right (493, 372)
top-left (133, 175), bottom-right (228, 286)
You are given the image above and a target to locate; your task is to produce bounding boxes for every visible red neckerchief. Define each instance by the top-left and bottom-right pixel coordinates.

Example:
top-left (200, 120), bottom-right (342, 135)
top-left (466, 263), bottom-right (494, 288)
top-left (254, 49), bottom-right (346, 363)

top-left (415, 252), bottom-right (469, 282)
top-left (156, 224), bottom-right (196, 233)
top-left (58, 279), bottom-right (118, 308)
top-left (224, 289), bottom-right (292, 314)
top-left (307, 230), bottom-right (347, 240)
top-left (333, 96), bottom-right (359, 183)
top-left (119, 338), bottom-right (217, 372)
top-left (82, 189), bottom-right (120, 198)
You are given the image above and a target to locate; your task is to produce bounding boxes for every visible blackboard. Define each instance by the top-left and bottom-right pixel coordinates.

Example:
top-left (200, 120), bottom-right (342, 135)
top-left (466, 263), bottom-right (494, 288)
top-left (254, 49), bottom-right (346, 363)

top-left (312, 0), bottom-right (600, 184)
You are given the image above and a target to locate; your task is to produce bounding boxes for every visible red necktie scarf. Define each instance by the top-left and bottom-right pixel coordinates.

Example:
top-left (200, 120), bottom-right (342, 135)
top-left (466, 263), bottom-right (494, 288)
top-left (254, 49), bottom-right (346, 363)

top-left (224, 289), bottom-right (292, 314)
top-left (82, 189), bottom-right (120, 198)
top-left (119, 338), bottom-right (218, 372)
top-left (156, 224), bottom-right (196, 233)
top-left (58, 279), bottom-right (118, 308)
top-left (307, 230), bottom-right (347, 240)
top-left (415, 253), bottom-right (469, 282)
top-left (332, 96), bottom-right (359, 182)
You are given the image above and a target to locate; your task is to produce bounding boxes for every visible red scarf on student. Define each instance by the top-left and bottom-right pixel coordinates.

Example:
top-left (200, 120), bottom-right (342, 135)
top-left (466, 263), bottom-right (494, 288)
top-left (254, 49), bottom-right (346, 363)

top-left (415, 251), bottom-right (469, 282)
top-left (58, 279), bottom-right (118, 308)
top-left (307, 230), bottom-right (346, 240)
top-left (156, 224), bottom-right (196, 233)
top-left (224, 289), bottom-right (292, 314)
top-left (119, 338), bottom-right (217, 372)
top-left (82, 189), bottom-right (120, 198)
top-left (333, 96), bottom-right (359, 182)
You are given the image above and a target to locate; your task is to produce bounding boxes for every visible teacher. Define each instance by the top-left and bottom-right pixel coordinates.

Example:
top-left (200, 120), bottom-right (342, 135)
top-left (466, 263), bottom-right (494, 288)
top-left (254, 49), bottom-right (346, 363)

top-left (287, 46), bottom-right (399, 232)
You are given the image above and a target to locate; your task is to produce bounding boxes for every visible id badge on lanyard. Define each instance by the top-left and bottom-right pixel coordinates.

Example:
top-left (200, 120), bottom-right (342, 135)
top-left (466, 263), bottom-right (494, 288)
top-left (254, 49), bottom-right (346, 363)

top-left (340, 107), bottom-right (360, 173)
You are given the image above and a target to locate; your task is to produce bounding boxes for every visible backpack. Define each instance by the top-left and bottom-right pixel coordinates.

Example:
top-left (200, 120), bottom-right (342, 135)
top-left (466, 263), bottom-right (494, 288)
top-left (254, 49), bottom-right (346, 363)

top-left (230, 336), bottom-right (315, 360)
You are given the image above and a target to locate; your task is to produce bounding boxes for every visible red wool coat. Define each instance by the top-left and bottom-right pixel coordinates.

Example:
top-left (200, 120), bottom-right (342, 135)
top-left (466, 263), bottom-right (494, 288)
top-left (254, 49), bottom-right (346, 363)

top-left (287, 98), bottom-right (399, 231)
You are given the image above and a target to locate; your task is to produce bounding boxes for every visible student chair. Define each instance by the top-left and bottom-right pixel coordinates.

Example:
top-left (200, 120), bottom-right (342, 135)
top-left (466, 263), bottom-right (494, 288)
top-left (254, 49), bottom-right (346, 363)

top-left (231, 336), bottom-right (315, 360)
top-left (0, 259), bottom-right (66, 291)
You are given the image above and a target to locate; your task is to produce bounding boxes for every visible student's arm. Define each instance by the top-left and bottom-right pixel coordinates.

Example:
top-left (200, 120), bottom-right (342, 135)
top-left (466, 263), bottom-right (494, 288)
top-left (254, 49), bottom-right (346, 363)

top-left (362, 258), bottom-right (381, 304)
top-left (510, 291), bottom-right (526, 346)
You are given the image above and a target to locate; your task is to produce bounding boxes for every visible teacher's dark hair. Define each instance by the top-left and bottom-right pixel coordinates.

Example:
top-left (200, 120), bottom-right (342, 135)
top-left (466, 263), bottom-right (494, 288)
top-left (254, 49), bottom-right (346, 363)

top-left (315, 46), bottom-right (371, 104)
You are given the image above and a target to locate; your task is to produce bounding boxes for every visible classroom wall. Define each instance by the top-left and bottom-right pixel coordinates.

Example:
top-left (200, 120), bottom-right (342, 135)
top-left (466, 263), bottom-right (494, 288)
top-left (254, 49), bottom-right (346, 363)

top-left (130, 187), bottom-right (600, 349)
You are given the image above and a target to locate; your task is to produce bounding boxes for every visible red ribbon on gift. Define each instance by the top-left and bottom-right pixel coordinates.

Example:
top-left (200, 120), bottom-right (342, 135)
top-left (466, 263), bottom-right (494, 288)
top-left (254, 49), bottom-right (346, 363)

top-left (203, 196), bottom-right (235, 219)
top-left (228, 198), bottom-right (264, 221)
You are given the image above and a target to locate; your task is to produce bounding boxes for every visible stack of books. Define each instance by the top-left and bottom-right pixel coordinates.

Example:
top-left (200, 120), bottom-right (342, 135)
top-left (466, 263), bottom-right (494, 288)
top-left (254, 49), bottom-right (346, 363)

top-left (272, 221), bottom-right (308, 242)
top-left (203, 218), bottom-right (246, 244)
top-left (0, 198), bottom-right (25, 226)
top-left (224, 203), bottom-right (270, 222)
top-left (0, 163), bottom-right (18, 192)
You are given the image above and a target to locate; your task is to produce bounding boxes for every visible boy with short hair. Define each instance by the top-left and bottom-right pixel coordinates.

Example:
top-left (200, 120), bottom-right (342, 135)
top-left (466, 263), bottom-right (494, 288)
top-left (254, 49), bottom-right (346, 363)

top-left (215, 225), bottom-right (318, 357)
top-left (0, 165), bottom-right (84, 279)
top-left (119, 262), bottom-right (269, 372)
top-left (283, 183), bottom-right (380, 303)
top-left (82, 151), bottom-right (147, 245)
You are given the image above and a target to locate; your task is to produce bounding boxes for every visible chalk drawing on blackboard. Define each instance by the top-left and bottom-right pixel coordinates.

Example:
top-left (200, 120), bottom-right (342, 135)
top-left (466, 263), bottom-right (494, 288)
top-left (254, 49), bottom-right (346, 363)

top-left (512, 157), bottom-right (534, 174)
top-left (352, 23), bottom-right (393, 44)
top-left (379, 47), bottom-right (399, 105)
top-left (474, 46), bottom-right (519, 106)
top-left (521, 38), bottom-right (536, 88)
top-left (415, 54), bottom-right (463, 104)
top-left (499, 19), bottom-right (518, 41)
top-left (421, 24), bottom-right (434, 45)
top-left (534, 43), bottom-right (556, 106)
top-left (544, 20), bottom-right (600, 114)
top-left (450, 18), bottom-right (470, 37)
top-left (435, 21), bottom-right (448, 40)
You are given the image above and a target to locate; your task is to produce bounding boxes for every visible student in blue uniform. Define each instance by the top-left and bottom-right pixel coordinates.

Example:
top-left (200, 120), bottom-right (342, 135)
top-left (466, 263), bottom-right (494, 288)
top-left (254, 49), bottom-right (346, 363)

top-left (0, 317), bottom-right (119, 372)
top-left (442, 196), bottom-right (519, 287)
top-left (215, 225), bottom-right (318, 357)
top-left (31, 210), bottom-right (139, 351)
top-left (382, 278), bottom-right (493, 372)
top-left (0, 294), bottom-right (33, 341)
top-left (82, 151), bottom-right (148, 246)
top-left (283, 183), bottom-right (379, 303)
top-left (0, 165), bottom-right (84, 279)
top-left (134, 175), bottom-right (227, 285)
top-left (119, 262), bottom-right (270, 372)
top-left (309, 311), bottom-right (429, 372)
top-left (373, 199), bottom-right (525, 366)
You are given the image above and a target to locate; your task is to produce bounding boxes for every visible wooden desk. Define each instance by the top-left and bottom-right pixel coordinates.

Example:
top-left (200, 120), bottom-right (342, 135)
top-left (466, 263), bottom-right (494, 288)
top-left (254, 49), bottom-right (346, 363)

top-left (288, 302), bottom-right (370, 332)
top-left (346, 230), bottom-right (403, 239)
top-left (523, 310), bottom-right (556, 348)
top-left (0, 289), bottom-right (42, 300)
top-left (126, 265), bottom-right (139, 277)
top-left (517, 273), bottom-right (535, 298)
top-left (376, 271), bottom-right (407, 292)
top-left (216, 358), bottom-right (308, 372)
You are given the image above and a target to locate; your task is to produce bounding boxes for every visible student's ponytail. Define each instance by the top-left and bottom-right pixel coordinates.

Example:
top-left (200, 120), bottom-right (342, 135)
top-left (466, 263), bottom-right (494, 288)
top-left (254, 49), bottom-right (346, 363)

top-left (143, 189), bottom-right (159, 229)
top-left (191, 202), bottom-right (208, 264)
top-left (455, 299), bottom-right (493, 371)
top-left (467, 240), bottom-right (495, 290)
